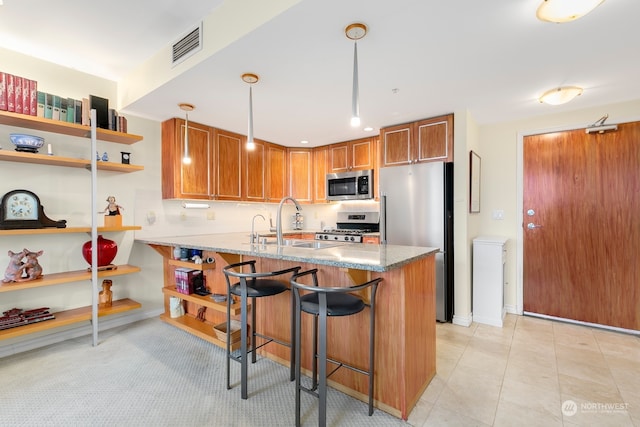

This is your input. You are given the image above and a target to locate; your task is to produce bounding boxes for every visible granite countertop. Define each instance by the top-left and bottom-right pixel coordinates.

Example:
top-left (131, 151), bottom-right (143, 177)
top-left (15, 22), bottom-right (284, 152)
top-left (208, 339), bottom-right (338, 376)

top-left (136, 232), bottom-right (437, 272)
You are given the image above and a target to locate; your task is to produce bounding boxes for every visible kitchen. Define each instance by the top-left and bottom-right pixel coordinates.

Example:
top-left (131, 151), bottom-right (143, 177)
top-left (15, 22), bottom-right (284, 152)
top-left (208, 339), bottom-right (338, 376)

top-left (1, 1), bottom-right (640, 424)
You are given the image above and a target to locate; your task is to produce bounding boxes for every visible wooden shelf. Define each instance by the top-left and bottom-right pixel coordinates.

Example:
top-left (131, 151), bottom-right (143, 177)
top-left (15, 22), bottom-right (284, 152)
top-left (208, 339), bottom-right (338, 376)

top-left (162, 287), bottom-right (245, 315)
top-left (0, 150), bottom-right (143, 172)
top-left (160, 313), bottom-right (241, 351)
top-left (168, 259), bottom-right (217, 271)
top-left (0, 264), bottom-right (141, 293)
top-left (0, 110), bottom-right (143, 144)
top-left (0, 298), bottom-right (141, 340)
top-left (0, 226), bottom-right (141, 236)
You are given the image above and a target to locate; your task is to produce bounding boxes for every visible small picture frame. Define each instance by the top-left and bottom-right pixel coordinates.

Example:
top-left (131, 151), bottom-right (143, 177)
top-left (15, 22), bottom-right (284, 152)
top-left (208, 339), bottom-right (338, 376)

top-left (469, 150), bottom-right (481, 213)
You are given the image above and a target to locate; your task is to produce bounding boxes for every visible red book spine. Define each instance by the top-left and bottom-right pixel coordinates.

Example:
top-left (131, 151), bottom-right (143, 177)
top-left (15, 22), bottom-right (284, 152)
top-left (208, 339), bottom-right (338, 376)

top-left (7, 74), bottom-right (15, 112)
top-left (0, 72), bottom-right (7, 111)
top-left (29, 79), bottom-right (38, 116)
top-left (14, 76), bottom-right (23, 114)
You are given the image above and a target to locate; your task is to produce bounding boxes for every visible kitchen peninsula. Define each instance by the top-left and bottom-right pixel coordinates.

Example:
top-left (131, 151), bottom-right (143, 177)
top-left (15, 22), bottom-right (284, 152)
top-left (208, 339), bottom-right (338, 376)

top-left (136, 232), bottom-right (438, 420)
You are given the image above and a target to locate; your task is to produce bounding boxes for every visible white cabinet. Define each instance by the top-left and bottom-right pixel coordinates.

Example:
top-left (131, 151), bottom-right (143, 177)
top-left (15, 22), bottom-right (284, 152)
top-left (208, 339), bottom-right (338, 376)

top-left (473, 236), bottom-right (508, 327)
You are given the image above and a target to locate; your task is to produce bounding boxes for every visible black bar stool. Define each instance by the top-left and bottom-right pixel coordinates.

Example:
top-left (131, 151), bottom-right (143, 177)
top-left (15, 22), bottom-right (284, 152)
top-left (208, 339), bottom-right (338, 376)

top-left (223, 260), bottom-right (301, 399)
top-left (290, 268), bottom-right (383, 427)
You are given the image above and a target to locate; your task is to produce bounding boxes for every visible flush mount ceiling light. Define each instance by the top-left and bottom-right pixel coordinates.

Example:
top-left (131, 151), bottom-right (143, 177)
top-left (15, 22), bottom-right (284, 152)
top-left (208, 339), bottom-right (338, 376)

top-left (242, 73), bottom-right (259, 151)
top-left (346, 22), bottom-right (367, 127)
top-left (536, 0), bottom-right (605, 23)
top-left (538, 86), bottom-right (583, 105)
top-left (179, 103), bottom-right (195, 164)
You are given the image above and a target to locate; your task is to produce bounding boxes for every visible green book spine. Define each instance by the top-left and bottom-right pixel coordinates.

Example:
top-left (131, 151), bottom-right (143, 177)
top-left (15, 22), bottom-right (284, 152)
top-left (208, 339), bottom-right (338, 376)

top-left (44, 93), bottom-right (53, 119)
top-left (59, 97), bottom-right (67, 122)
top-left (66, 98), bottom-right (75, 122)
top-left (37, 91), bottom-right (45, 117)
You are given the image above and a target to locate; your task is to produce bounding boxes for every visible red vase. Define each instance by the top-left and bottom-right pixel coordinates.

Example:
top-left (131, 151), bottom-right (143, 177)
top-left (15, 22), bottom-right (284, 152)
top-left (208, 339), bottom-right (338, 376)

top-left (82, 235), bottom-right (118, 267)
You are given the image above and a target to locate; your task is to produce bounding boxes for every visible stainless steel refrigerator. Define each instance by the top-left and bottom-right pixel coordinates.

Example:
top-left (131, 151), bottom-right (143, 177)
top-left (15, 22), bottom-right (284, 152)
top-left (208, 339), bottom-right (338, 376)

top-left (379, 162), bottom-right (454, 322)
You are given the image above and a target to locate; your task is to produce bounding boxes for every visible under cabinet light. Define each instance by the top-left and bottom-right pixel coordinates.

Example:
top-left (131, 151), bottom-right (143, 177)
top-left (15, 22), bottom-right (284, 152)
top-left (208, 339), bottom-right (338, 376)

top-left (182, 203), bottom-right (210, 209)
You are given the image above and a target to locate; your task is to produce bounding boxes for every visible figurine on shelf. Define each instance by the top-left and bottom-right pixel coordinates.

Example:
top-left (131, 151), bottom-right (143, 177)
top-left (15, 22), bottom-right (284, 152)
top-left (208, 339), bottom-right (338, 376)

top-left (101, 152), bottom-right (109, 162)
top-left (100, 195), bottom-right (123, 216)
top-left (99, 279), bottom-right (113, 308)
top-left (3, 249), bottom-right (27, 283)
top-left (191, 255), bottom-right (203, 265)
top-left (19, 249), bottom-right (43, 282)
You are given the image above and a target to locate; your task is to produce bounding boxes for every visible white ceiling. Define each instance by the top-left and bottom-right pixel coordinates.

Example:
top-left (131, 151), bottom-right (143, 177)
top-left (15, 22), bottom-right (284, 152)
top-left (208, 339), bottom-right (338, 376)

top-left (2, 0), bottom-right (640, 147)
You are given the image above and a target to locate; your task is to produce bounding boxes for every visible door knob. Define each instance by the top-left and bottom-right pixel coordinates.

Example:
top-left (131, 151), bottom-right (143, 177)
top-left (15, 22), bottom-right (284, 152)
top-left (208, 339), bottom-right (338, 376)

top-left (527, 222), bottom-right (543, 229)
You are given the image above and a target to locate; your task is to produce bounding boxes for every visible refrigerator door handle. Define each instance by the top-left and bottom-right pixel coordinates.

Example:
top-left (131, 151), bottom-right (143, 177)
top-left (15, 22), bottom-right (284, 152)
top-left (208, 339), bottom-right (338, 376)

top-left (380, 193), bottom-right (387, 244)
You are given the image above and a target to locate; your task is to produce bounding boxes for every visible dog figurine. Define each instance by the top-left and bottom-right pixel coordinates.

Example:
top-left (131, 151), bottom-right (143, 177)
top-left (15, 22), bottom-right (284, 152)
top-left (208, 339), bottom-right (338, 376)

top-left (19, 249), bottom-right (44, 282)
top-left (3, 249), bottom-right (27, 283)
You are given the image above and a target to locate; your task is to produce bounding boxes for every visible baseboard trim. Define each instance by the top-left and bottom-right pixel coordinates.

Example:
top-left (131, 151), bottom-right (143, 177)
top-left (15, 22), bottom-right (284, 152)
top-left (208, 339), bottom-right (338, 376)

top-left (523, 311), bottom-right (640, 336)
top-left (452, 312), bottom-right (473, 327)
top-left (0, 308), bottom-right (164, 358)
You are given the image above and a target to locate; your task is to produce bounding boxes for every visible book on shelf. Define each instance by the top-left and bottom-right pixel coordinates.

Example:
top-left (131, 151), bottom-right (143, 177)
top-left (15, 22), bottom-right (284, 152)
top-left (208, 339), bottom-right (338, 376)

top-left (59, 97), bottom-right (67, 122)
top-left (44, 93), bottom-right (54, 119)
top-left (0, 72), bottom-right (7, 111)
top-left (29, 79), bottom-right (37, 116)
top-left (108, 108), bottom-right (117, 131)
top-left (174, 268), bottom-right (205, 295)
top-left (14, 75), bottom-right (22, 114)
top-left (22, 78), bottom-right (30, 116)
top-left (74, 99), bottom-right (82, 124)
top-left (66, 97), bottom-right (75, 123)
top-left (52, 94), bottom-right (61, 120)
top-left (6, 73), bottom-right (15, 112)
top-left (118, 115), bottom-right (128, 133)
top-left (89, 94), bottom-right (109, 129)
top-left (36, 91), bottom-right (45, 117)
top-left (81, 97), bottom-right (89, 125)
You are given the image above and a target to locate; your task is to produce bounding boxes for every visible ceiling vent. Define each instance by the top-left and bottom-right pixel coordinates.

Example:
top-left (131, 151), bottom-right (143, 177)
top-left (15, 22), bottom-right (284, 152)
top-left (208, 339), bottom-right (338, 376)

top-left (172, 23), bottom-right (203, 67)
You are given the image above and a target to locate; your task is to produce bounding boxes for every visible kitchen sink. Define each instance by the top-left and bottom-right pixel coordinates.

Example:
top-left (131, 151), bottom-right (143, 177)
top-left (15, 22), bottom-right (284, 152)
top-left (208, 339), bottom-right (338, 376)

top-left (246, 238), bottom-right (345, 250)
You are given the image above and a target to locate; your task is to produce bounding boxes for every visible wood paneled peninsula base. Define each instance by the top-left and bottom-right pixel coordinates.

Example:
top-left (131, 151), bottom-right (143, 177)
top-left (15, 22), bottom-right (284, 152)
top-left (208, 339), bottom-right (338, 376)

top-left (138, 233), bottom-right (437, 420)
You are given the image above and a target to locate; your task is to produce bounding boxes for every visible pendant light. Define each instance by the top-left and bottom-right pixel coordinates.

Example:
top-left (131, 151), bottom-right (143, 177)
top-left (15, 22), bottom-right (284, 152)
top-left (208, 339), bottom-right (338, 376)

top-left (345, 23), bottom-right (367, 127)
top-left (536, 0), bottom-right (605, 23)
top-left (242, 73), bottom-right (259, 150)
top-left (179, 103), bottom-right (194, 164)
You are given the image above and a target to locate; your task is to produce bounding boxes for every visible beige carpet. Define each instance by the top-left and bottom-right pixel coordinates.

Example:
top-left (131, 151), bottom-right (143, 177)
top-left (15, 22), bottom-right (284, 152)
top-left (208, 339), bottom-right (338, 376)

top-left (0, 318), bottom-right (408, 427)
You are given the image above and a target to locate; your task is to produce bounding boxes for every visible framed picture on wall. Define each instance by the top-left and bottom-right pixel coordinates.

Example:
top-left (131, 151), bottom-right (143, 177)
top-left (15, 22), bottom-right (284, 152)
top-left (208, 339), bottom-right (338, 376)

top-left (469, 150), bottom-right (481, 213)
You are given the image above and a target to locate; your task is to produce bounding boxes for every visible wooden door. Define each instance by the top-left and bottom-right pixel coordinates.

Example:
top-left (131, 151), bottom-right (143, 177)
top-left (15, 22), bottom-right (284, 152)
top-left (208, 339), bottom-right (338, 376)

top-left (328, 142), bottom-right (349, 172)
top-left (523, 123), bottom-right (640, 330)
top-left (350, 137), bottom-right (376, 171)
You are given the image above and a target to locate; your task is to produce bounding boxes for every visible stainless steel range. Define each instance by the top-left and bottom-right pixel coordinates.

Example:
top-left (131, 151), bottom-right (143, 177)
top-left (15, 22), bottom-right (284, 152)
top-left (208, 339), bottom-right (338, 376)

top-left (315, 211), bottom-right (380, 243)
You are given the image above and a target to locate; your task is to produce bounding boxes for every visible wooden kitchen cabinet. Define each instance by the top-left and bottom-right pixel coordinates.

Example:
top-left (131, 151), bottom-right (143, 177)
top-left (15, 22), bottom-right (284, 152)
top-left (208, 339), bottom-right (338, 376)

top-left (244, 139), bottom-right (266, 202)
top-left (380, 114), bottom-right (453, 167)
top-left (288, 148), bottom-right (313, 203)
top-left (214, 128), bottom-right (244, 201)
top-left (312, 145), bottom-right (329, 202)
top-left (266, 142), bottom-right (287, 202)
top-left (328, 137), bottom-right (376, 173)
top-left (162, 118), bottom-right (214, 199)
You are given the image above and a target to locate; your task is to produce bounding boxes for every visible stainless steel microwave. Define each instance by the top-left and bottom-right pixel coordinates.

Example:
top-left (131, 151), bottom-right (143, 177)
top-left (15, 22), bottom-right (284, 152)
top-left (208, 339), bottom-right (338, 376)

top-left (326, 169), bottom-right (374, 201)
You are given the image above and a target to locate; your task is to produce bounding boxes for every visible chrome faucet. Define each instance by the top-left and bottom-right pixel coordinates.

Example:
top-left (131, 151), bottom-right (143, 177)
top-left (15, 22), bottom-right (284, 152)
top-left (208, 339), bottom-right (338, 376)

top-left (250, 214), bottom-right (265, 244)
top-left (276, 197), bottom-right (302, 246)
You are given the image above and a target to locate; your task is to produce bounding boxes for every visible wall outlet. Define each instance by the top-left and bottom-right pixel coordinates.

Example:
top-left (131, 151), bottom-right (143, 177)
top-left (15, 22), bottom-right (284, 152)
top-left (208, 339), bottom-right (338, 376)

top-left (207, 212), bottom-right (215, 220)
top-left (492, 210), bottom-right (505, 220)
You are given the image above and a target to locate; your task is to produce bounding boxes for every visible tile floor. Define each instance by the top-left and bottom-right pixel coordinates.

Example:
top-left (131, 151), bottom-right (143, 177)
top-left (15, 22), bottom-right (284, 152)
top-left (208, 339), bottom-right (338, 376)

top-left (407, 314), bottom-right (640, 427)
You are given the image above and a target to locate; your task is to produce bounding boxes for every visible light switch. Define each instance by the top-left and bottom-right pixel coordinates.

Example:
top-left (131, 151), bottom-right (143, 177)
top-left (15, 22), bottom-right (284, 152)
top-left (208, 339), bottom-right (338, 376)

top-left (492, 210), bottom-right (505, 220)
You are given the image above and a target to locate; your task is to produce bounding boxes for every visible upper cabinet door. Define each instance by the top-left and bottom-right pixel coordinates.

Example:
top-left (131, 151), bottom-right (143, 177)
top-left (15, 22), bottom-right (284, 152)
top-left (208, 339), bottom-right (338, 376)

top-left (244, 139), bottom-right (266, 202)
top-left (215, 128), bottom-right (244, 201)
top-left (328, 137), bottom-right (376, 172)
top-left (266, 142), bottom-right (287, 202)
top-left (380, 113), bottom-right (453, 167)
top-left (416, 114), bottom-right (453, 163)
top-left (380, 123), bottom-right (413, 166)
top-left (288, 148), bottom-right (312, 203)
top-left (161, 118), bottom-right (214, 200)
top-left (313, 146), bottom-right (328, 202)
